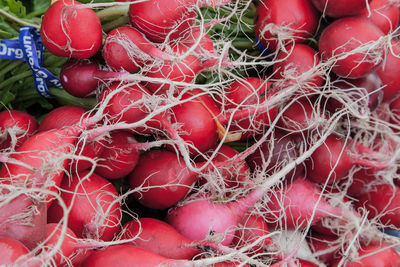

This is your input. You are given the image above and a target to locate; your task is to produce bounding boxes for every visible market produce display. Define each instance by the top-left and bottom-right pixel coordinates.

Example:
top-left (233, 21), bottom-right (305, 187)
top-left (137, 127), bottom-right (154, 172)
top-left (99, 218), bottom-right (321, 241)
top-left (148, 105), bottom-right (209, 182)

top-left (1, 0), bottom-right (400, 266)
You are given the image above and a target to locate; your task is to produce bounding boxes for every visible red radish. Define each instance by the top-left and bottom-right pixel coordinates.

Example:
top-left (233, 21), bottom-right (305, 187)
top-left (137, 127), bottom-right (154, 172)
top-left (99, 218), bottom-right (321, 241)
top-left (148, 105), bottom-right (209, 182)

top-left (120, 218), bottom-right (200, 259)
top-left (345, 167), bottom-right (378, 196)
top-left (311, 0), bottom-right (370, 17)
top-left (40, 0), bottom-right (102, 59)
top-left (37, 105), bottom-right (105, 173)
top-left (217, 77), bottom-right (277, 140)
top-left (273, 43), bottom-right (323, 89)
top-left (181, 28), bottom-right (215, 55)
top-left (81, 245), bottom-right (187, 267)
top-left (95, 131), bottom-right (140, 179)
top-left (356, 184), bottom-right (400, 228)
top-left (102, 26), bottom-right (174, 73)
top-left (231, 213), bottom-right (271, 255)
top-left (0, 110), bottom-right (38, 150)
top-left (331, 244), bottom-right (400, 266)
top-left (318, 17), bottom-right (385, 79)
top-left (43, 223), bottom-right (78, 266)
top-left (307, 233), bottom-right (340, 264)
top-left (254, 0), bottom-right (319, 51)
top-left (47, 171), bottom-right (122, 241)
top-left (327, 73), bottom-right (383, 113)
top-left (0, 193), bottom-right (47, 250)
top-left (167, 188), bottom-right (264, 246)
top-left (247, 130), bottom-right (304, 180)
top-left (128, 0), bottom-right (231, 43)
top-left (377, 41), bottom-right (400, 103)
top-left (0, 237), bottom-right (30, 265)
top-left (305, 134), bottom-right (387, 184)
top-left (358, 0), bottom-right (399, 34)
top-left (264, 177), bottom-right (343, 229)
top-left (60, 60), bottom-right (128, 98)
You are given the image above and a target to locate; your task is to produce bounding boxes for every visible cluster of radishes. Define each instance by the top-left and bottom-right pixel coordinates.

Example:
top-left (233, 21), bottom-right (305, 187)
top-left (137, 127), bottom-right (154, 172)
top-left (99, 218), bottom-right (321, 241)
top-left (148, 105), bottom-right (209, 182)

top-left (2, 0), bottom-right (400, 266)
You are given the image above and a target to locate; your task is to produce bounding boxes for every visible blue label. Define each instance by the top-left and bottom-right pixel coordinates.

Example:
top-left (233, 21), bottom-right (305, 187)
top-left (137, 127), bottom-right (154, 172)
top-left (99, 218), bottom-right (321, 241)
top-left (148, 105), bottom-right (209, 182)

top-left (0, 26), bottom-right (62, 98)
top-left (255, 36), bottom-right (273, 58)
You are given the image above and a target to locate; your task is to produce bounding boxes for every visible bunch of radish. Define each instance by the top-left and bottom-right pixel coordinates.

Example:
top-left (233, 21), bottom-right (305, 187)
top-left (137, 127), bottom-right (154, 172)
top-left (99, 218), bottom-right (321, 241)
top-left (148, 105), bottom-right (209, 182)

top-left (3, 0), bottom-right (400, 266)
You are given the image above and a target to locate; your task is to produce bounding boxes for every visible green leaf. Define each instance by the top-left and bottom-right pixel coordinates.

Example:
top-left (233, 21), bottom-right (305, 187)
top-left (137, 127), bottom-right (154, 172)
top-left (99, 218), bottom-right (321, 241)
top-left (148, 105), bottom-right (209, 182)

top-left (6, 0), bottom-right (26, 18)
top-left (1, 90), bottom-right (15, 104)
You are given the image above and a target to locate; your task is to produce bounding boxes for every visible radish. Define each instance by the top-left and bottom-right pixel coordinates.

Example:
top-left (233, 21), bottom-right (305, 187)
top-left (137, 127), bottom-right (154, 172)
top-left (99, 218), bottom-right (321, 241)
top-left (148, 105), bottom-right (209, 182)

top-left (311, 0), bottom-right (370, 17)
top-left (102, 26), bottom-right (174, 73)
top-left (47, 171), bottom-right (122, 241)
top-left (167, 188), bottom-right (264, 246)
top-left (128, 0), bottom-right (231, 43)
top-left (95, 131), bottom-right (140, 179)
top-left (358, 0), bottom-right (400, 34)
top-left (318, 17), bottom-right (385, 79)
top-left (0, 237), bottom-right (30, 265)
top-left (273, 43), bottom-right (323, 90)
top-left (40, 0), bottom-right (102, 59)
top-left (307, 232), bottom-right (340, 264)
top-left (356, 184), bottom-right (400, 228)
top-left (254, 0), bottom-right (319, 51)
top-left (377, 41), bottom-right (400, 103)
top-left (120, 218), bottom-right (201, 259)
top-left (331, 244), bottom-right (400, 266)
top-left (305, 134), bottom-right (387, 184)
top-left (0, 110), bottom-right (38, 150)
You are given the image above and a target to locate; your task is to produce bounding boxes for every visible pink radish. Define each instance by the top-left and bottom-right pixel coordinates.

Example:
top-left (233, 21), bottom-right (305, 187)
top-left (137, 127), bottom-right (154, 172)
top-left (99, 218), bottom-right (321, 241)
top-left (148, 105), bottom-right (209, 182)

top-left (264, 177), bottom-right (343, 229)
top-left (102, 26), bottom-right (174, 73)
top-left (95, 131), bottom-right (140, 179)
top-left (377, 41), bottom-right (400, 103)
top-left (255, 0), bottom-right (319, 51)
top-left (120, 218), bottom-right (201, 259)
top-left (167, 188), bottom-right (264, 246)
top-left (358, 0), bottom-right (399, 34)
top-left (0, 237), bottom-right (30, 265)
top-left (318, 17), bottom-right (385, 79)
top-left (40, 0), bottom-right (102, 59)
top-left (0, 109), bottom-right (38, 150)
top-left (128, 0), bottom-right (231, 43)
top-left (311, 0), bottom-right (370, 17)
top-left (273, 43), bottom-right (323, 90)
top-left (47, 171), bottom-right (122, 241)
top-left (305, 134), bottom-right (387, 184)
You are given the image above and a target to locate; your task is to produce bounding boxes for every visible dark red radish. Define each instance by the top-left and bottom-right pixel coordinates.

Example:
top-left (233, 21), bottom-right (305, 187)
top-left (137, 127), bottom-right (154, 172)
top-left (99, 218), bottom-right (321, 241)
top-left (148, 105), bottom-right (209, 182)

top-left (40, 0), bottom-right (102, 59)
top-left (128, 149), bottom-right (199, 210)
top-left (273, 43), bottom-right (323, 90)
top-left (120, 218), bottom-right (201, 259)
top-left (305, 134), bottom-right (387, 184)
top-left (356, 184), bottom-right (400, 228)
top-left (231, 213), bottom-right (271, 255)
top-left (0, 110), bottom-right (38, 150)
top-left (247, 130), bottom-right (304, 180)
top-left (0, 193), bottom-right (46, 250)
top-left (167, 188), bottom-right (264, 246)
top-left (0, 237), bottom-right (30, 265)
top-left (217, 77), bottom-right (277, 140)
top-left (307, 233), bottom-right (340, 264)
top-left (358, 0), bottom-right (399, 34)
top-left (278, 99), bottom-right (324, 133)
top-left (37, 105), bottom-right (105, 173)
top-left (345, 167), bottom-right (378, 197)
top-left (102, 26), bottom-right (174, 73)
top-left (95, 131), bottom-right (140, 179)
top-left (60, 60), bottom-right (127, 98)
top-left (254, 0), bottom-right (319, 51)
top-left (128, 0), bottom-right (231, 43)
top-left (297, 259), bottom-right (319, 267)
top-left (377, 41), bottom-right (400, 103)
top-left (264, 177), bottom-right (343, 229)
top-left (327, 73), bottom-right (383, 113)
top-left (311, 0), bottom-right (370, 17)
top-left (43, 223), bottom-right (78, 266)
top-left (70, 249), bottom-right (94, 267)
top-left (318, 17), bottom-right (385, 79)
top-left (81, 245), bottom-right (187, 267)
top-left (331, 244), bottom-right (400, 267)
top-left (47, 171), bottom-right (122, 241)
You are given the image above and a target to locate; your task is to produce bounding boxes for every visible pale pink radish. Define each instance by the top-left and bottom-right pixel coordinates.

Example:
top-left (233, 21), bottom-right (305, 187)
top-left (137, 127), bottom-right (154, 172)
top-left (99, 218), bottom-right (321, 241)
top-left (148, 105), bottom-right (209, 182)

top-left (40, 0), bottom-right (102, 59)
top-left (47, 171), bottom-right (122, 241)
top-left (0, 110), bottom-right (38, 150)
